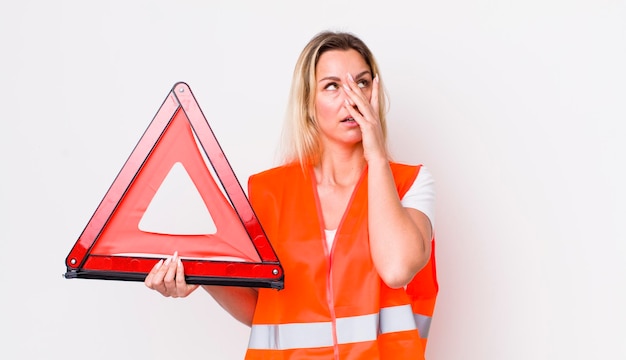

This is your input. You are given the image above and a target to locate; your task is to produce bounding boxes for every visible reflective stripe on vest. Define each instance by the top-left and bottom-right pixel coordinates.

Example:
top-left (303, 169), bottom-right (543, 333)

top-left (380, 305), bottom-right (432, 339)
top-left (414, 313), bottom-right (432, 339)
top-left (248, 304), bottom-right (428, 350)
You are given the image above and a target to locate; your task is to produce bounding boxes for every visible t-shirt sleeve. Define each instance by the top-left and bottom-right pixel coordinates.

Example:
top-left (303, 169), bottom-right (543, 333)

top-left (400, 165), bottom-right (435, 229)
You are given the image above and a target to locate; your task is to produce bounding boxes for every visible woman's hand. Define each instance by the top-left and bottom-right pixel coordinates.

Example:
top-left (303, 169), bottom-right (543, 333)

top-left (144, 251), bottom-right (198, 298)
top-left (342, 73), bottom-right (387, 163)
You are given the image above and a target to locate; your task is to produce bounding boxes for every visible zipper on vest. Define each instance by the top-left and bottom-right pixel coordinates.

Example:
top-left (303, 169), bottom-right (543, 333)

top-left (323, 231), bottom-right (340, 360)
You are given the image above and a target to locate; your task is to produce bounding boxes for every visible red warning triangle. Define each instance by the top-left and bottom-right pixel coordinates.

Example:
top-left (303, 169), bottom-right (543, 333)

top-left (64, 82), bottom-right (283, 289)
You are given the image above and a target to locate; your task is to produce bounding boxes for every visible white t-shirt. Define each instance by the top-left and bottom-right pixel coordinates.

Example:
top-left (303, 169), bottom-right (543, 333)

top-left (325, 165), bottom-right (435, 249)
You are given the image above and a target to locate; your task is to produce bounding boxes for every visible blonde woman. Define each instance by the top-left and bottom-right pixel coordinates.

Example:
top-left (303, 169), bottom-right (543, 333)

top-left (146, 30), bottom-right (438, 359)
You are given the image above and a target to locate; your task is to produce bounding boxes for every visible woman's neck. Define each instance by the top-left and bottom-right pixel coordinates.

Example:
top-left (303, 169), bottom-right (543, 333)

top-left (314, 147), bottom-right (366, 187)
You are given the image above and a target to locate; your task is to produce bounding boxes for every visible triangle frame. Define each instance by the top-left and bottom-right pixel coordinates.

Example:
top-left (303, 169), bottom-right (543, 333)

top-left (64, 82), bottom-right (284, 289)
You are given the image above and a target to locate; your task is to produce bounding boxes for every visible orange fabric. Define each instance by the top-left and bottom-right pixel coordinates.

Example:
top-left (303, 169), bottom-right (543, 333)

top-left (246, 163), bottom-right (437, 359)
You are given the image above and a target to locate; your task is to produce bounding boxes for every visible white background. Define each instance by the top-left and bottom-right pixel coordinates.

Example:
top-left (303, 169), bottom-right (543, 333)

top-left (1, 1), bottom-right (625, 359)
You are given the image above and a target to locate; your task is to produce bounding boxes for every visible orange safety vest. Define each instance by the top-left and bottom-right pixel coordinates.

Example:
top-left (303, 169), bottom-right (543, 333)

top-left (246, 162), bottom-right (438, 359)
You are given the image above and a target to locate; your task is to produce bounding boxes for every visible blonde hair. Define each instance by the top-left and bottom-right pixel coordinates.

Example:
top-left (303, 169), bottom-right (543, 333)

top-left (279, 31), bottom-right (389, 166)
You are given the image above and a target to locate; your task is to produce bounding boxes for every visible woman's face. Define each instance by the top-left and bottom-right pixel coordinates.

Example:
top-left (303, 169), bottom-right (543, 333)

top-left (314, 49), bottom-right (373, 148)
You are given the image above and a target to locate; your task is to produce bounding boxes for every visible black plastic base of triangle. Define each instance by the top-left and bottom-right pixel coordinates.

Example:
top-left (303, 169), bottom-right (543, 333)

top-left (64, 269), bottom-right (284, 290)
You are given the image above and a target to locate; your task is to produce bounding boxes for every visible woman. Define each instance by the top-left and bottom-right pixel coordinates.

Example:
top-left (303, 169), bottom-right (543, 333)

top-left (145, 30), bottom-right (438, 359)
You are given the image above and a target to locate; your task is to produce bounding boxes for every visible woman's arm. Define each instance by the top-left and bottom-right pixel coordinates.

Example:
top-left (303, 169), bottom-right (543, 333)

top-left (201, 286), bottom-right (258, 327)
top-left (367, 160), bottom-right (432, 289)
top-left (342, 74), bottom-right (432, 288)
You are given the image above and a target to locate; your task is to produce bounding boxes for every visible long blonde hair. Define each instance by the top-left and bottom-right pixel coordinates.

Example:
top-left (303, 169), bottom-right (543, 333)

top-left (279, 31), bottom-right (389, 166)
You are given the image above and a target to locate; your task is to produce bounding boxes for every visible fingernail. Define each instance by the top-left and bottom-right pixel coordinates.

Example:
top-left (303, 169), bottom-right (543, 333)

top-left (347, 73), bottom-right (354, 81)
top-left (164, 256), bottom-right (172, 266)
top-left (154, 259), bottom-right (163, 269)
top-left (343, 84), bottom-right (351, 92)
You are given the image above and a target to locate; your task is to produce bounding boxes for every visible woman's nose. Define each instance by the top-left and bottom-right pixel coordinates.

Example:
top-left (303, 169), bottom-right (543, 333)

top-left (340, 85), bottom-right (351, 102)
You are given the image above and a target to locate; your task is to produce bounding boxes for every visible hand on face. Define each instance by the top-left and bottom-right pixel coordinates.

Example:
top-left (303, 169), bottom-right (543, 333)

top-left (144, 251), bottom-right (199, 298)
top-left (342, 73), bottom-right (387, 163)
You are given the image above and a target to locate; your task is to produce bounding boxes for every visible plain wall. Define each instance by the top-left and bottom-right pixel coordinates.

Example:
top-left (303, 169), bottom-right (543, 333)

top-left (1, 0), bottom-right (625, 359)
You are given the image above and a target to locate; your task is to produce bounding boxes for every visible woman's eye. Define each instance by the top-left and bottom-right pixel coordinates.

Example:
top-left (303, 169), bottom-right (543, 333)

top-left (357, 80), bottom-right (368, 89)
top-left (324, 83), bottom-right (339, 90)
